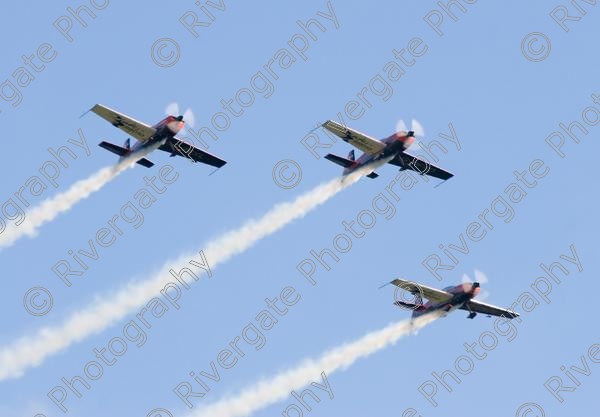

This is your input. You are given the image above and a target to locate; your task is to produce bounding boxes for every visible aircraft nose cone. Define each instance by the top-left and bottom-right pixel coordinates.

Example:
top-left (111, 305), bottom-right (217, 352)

top-left (407, 131), bottom-right (415, 137)
top-left (176, 115), bottom-right (184, 121)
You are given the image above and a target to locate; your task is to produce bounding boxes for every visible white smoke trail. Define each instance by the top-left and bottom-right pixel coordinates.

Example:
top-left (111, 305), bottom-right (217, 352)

top-left (0, 144), bottom-right (160, 249)
top-left (0, 160), bottom-right (386, 380)
top-left (188, 312), bottom-right (443, 417)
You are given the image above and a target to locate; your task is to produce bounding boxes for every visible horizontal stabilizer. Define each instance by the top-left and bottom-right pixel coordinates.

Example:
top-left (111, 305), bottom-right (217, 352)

top-left (99, 141), bottom-right (128, 157)
top-left (98, 141), bottom-right (154, 168)
top-left (325, 153), bottom-right (354, 168)
top-left (136, 158), bottom-right (154, 168)
top-left (394, 301), bottom-right (420, 309)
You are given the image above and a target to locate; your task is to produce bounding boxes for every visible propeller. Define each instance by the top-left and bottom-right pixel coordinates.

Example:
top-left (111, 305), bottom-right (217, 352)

top-left (411, 118), bottom-right (425, 137)
top-left (396, 118), bottom-right (425, 136)
top-left (166, 102), bottom-right (195, 127)
top-left (396, 119), bottom-right (409, 134)
top-left (462, 269), bottom-right (490, 301)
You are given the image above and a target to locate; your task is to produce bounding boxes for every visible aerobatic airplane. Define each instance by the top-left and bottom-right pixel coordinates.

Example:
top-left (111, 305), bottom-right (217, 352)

top-left (88, 104), bottom-right (227, 169)
top-left (321, 120), bottom-right (453, 181)
top-left (386, 279), bottom-right (519, 320)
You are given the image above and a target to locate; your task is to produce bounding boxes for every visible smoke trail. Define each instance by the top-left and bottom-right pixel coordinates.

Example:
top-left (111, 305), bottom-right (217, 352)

top-left (188, 312), bottom-right (443, 417)
top-left (0, 144), bottom-right (160, 249)
top-left (0, 160), bottom-right (386, 380)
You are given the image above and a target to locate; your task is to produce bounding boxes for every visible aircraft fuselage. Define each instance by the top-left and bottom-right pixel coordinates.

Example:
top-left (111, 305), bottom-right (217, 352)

top-left (413, 282), bottom-right (481, 319)
top-left (124, 116), bottom-right (184, 157)
top-left (343, 132), bottom-right (413, 176)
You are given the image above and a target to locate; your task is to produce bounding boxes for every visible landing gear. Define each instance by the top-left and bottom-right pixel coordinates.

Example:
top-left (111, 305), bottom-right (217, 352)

top-left (466, 304), bottom-right (477, 319)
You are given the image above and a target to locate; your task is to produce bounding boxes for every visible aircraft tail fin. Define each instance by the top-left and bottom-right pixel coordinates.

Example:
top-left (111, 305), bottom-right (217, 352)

top-left (347, 149), bottom-right (355, 161)
top-left (98, 141), bottom-right (154, 168)
top-left (124, 138), bottom-right (131, 150)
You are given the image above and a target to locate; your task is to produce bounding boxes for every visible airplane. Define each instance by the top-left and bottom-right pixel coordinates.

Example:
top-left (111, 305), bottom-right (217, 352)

top-left (386, 279), bottom-right (519, 320)
top-left (87, 104), bottom-right (227, 169)
top-left (321, 120), bottom-right (453, 181)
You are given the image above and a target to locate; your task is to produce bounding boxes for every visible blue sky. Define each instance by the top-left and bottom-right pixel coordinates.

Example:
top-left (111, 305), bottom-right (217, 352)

top-left (1, 1), bottom-right (599, 416)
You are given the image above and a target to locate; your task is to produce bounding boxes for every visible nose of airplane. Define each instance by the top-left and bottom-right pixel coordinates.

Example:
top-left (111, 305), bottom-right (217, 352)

top-left (396, 131), bottom-right (415, 149)
top-left (166, 116), bottom-right (186, 134)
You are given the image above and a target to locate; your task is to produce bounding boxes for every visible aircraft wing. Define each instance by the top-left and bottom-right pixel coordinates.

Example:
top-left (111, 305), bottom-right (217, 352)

top-left (159, 138), bottom-right (227, 168)
top-left (388, 153), bottom-right (454, 180)
top-left (322, 120), bottom-right (386, 155)
top-left (460, 300), bottom-right (520, 319)
top-left (90, 104), bottom-right (156, 142)
top-left (389, 279), bottom-right (453, 303)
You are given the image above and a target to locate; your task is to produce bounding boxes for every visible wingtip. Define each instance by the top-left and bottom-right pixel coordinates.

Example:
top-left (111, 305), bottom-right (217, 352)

top-left (209, 163), bottom-right (227, 175)
top-left (502, 310), bottom-right (520, 319)
top-left (377, 282), bottom-right (392, 290)
top-left (434, 176), bottom-right (454, 188)
top-left (308, 121), bottom-right (325, 135)
top-left (79, 104), bottom-right (98, 119)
